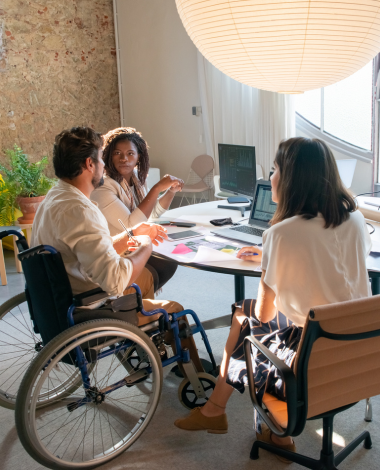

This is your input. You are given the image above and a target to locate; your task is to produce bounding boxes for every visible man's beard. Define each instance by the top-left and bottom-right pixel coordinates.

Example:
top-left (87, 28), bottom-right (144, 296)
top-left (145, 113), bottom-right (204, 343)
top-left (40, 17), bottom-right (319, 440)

top-left (92, 175), bottom-right (104, 189)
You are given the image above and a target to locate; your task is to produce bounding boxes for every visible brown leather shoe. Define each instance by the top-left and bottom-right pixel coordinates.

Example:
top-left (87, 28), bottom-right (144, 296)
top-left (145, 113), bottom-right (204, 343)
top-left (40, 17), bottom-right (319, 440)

top-left (174, 407), bottom-right (228, 434)
top-left (256, 427), bottom-right (296, 464)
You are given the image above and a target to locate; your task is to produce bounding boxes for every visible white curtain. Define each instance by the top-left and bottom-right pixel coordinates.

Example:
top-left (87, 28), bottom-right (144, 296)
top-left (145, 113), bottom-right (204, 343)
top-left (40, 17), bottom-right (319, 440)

top-left (197, 52), bottom-right (295, 179)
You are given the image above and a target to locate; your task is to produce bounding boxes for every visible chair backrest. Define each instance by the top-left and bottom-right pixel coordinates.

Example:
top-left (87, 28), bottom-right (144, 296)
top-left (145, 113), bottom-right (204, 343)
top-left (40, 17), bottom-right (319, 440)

top-left (21, 248), bottom-right (74, 346)
top-left (294, 295), bottom-right (380, 420)
top-left (213, 175), bottom-right (225, 199)
top-left (191, 154), bottom-right (214, 180)
top-left (256, 164), bottom-right (263, 180)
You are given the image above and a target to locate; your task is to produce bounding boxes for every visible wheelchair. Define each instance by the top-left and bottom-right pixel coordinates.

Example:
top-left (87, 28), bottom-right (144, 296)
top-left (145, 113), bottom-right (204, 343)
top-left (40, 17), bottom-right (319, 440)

top-left (0, 230), bottom-right (218, 469)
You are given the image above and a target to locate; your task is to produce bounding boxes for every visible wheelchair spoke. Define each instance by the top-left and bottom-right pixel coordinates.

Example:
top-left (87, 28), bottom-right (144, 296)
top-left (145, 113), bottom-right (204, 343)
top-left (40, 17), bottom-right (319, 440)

top-left (5, 308), bottom-right (38, 343)
top-left (17, 323), bottom-right (162, 468)
top-left (106, 394), bottom-right (148, 415)
top-left (0, 350), bottom-right (37, 389)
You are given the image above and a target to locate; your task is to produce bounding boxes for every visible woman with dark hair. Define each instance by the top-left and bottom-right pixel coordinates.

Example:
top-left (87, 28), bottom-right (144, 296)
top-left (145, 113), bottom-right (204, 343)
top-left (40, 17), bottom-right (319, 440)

top-left (174, 137), bottom-right (371, 460)
top-left (91, 127), bottom-right (184, 292)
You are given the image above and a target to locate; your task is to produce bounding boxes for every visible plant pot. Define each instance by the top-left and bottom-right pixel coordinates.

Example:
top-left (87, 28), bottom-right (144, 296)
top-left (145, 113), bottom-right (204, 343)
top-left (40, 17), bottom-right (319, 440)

top-left (17, 195), bottom-right (45, 223)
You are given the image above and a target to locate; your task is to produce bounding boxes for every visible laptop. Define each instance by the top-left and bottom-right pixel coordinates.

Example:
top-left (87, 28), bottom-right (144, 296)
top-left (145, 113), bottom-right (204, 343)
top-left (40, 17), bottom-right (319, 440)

top-left (211, 180), bottom-right (277, 244)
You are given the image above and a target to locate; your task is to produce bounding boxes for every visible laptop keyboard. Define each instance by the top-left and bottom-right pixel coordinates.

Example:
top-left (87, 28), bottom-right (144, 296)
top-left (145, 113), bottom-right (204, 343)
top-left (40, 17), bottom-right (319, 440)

top-left (230, 225), bottom-right (264, 237)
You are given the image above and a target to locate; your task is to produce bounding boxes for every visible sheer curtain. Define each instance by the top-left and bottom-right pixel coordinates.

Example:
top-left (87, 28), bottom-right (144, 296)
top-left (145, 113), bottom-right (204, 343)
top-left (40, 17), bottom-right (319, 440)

top-left (198, 52), bottom-right (295, 178)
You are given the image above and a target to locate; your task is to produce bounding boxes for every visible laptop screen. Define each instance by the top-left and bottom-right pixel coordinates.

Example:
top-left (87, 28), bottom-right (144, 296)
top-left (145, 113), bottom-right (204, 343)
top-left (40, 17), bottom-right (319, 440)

top-left (251, 184), bottom-right (277, 223)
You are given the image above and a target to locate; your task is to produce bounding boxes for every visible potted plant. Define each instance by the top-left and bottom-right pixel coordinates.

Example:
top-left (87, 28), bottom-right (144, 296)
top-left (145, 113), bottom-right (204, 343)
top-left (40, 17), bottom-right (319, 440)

top-left (0, 145), bottom-right (56, 224)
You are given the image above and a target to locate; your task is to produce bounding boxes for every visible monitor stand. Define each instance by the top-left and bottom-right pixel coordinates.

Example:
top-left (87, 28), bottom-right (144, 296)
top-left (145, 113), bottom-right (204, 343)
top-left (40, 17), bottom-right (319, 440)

top-left (217, 204), bottom-right (252, 217)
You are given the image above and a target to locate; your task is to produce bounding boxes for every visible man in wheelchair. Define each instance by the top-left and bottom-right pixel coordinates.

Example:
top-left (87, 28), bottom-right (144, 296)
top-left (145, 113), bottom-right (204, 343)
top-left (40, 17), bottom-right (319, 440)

top-left (30, 126), bottom-right (204, 373)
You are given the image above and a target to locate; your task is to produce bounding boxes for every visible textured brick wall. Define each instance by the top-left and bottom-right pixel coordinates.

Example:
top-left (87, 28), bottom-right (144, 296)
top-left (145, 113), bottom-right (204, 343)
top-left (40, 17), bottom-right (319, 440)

top-left (0, 0), bottom-right (120, 174)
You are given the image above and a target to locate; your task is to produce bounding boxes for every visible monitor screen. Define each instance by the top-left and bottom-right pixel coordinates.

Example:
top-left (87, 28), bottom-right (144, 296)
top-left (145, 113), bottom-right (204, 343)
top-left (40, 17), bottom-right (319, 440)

top-left (251, 184), bottom-right (277, 223)
top-left (218, 144), bottom-right (256, 198)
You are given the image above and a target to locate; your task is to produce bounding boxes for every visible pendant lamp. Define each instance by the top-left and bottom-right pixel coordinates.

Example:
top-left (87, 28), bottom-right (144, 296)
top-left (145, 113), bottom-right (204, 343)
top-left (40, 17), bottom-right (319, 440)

top-left (176, 0), bottom-right (380, 93)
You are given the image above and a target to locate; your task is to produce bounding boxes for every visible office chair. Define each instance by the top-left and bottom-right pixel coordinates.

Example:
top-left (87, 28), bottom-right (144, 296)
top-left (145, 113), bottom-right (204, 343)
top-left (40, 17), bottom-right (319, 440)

top-left (244, 295), bottom-right (380, 469)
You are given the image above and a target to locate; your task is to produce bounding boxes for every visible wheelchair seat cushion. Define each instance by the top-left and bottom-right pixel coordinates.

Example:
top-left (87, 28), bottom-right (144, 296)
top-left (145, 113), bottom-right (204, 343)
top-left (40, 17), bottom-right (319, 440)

top-left (73, 306), bottom-right (139, 326)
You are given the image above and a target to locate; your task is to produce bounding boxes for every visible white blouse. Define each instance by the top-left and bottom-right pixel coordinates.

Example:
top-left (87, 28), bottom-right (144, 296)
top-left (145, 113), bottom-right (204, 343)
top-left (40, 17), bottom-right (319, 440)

top-left (261, 210), bottom-right (372, 327)
top-left (91, 176), bottom-right (166, 236)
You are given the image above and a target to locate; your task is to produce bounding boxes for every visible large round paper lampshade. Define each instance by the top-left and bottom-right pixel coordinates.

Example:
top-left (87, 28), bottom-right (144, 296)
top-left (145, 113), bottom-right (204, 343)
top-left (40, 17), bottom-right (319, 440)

top-left (176, 0), bottom-right (380, 93)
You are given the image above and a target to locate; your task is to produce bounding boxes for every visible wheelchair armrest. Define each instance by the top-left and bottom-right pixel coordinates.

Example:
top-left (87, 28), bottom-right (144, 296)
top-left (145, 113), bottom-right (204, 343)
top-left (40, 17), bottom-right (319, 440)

top-left (18, 244), bottom-right (58, 260)
top-left (73, 287), bottom-right (110, 307)
top-left (244, 335), bottom-right (298, 438)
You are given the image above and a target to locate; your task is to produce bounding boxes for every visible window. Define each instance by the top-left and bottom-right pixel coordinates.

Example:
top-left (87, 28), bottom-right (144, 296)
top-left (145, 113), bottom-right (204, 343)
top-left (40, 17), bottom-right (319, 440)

top-left (295, 60), bottom-right (374, 152)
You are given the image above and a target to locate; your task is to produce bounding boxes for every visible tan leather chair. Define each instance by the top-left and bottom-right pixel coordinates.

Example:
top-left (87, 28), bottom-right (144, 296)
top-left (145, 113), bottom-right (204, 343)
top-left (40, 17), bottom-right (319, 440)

top-left (244, 295), bottom-right (380, 469)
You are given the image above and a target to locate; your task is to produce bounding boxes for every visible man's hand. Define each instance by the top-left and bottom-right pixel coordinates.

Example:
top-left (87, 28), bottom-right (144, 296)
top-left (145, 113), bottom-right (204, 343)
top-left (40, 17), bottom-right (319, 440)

top-left (133, 222), bottom-right (168, 246)
top-left (236, 246), bottom-right (263, 262)
top-left (127, 234), bottom-right (152, 252)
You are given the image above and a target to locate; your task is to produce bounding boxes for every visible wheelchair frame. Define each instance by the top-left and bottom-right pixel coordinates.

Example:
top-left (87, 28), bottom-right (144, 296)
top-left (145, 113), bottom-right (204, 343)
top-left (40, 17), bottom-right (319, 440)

top-left (0, 230), bottom-right (218, 469)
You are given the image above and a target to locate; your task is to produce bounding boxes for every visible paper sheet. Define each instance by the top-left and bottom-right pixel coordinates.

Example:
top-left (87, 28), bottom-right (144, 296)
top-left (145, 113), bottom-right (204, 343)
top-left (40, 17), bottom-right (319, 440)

top-left (171, 244), bottom-right (193, 255)
top-left (370, 239), bottom-right (380, 254)
top-left (192, 246), bottom-right (243, 263)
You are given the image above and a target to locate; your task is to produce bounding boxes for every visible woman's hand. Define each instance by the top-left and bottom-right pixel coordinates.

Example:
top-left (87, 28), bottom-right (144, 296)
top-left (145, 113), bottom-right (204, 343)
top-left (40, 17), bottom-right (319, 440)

top-left (155, 175), bottom-right (184, 193)
top-left (133, 222), bottom-right (168, 246)
top-left (236, 246), bottom-right (263, 262)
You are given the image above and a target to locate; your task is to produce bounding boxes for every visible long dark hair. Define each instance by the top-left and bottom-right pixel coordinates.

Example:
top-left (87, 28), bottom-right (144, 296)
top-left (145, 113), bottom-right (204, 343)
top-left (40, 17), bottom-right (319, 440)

top-left (102, 127), bottom-right (150, 185)
top-left (271, 137), bottom-right (356, 228)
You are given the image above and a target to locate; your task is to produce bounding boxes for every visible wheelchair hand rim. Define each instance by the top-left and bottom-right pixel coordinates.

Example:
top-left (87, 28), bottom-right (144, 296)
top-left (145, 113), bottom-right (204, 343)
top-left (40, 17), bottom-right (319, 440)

top-left (20, 324), bottom-right (162, 469)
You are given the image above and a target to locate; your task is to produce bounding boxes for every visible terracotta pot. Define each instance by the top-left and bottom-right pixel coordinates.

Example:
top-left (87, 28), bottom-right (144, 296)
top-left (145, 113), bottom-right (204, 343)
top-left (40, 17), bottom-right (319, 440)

top-left (17, 195), bottom-right (45, 223)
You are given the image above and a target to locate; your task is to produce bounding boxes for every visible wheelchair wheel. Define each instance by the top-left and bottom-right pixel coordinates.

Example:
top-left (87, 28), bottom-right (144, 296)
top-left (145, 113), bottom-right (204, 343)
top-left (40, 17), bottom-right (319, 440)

top-left (178, 372), bottom-right (217, 409)
top-left (0, 292), bottom-right (91, 410)
top-left (0, 292), bottom-right (44, 409)
top-left (16, 319), bottom-right (163, 470)
top-left (123, 344), bottom-right (151, 372)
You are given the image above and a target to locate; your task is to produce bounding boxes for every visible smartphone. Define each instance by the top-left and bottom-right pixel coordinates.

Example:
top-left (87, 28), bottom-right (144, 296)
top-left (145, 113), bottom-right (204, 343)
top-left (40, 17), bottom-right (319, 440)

top-left (151, 220), bottom-right (172, 225)
top-left (167, 230), bottom-right (201, 241)
top-left (170, 222), bottom-right (196, 227)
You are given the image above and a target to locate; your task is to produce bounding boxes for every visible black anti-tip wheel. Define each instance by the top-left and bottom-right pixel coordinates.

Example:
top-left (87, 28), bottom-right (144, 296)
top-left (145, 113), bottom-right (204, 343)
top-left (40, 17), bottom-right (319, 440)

top-left (178, 372), bottom-right (217, 409)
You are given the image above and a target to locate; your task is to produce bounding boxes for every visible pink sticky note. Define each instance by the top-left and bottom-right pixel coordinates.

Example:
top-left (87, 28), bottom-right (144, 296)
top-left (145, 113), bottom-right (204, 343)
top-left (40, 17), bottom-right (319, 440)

top-left (172, 243), bottom-right (193, 255)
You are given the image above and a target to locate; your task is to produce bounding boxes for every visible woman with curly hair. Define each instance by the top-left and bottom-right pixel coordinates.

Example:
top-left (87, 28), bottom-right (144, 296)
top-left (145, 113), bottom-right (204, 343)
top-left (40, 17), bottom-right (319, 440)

top-left (91, 127), bottom-right (183, 293)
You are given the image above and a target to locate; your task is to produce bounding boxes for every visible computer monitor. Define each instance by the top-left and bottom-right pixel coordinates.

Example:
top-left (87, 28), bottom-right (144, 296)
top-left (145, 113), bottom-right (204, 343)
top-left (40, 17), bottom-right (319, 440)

top-left (218, 144), bottom-right (256, 198)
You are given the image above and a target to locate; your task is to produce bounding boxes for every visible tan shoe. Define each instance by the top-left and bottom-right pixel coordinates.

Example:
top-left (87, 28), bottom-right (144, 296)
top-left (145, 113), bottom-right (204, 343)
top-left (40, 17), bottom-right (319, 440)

top-left (256, 427), bottom-right (296, 464)
top-left (174, 407), bottom-right (228, 434)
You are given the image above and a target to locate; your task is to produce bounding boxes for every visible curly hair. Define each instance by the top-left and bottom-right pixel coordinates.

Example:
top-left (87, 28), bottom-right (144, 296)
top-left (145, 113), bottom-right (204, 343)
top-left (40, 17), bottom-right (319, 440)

top-left (53, 127), bottom-right (103, 179)
top-left (102, 127), bottom-right (150, 185)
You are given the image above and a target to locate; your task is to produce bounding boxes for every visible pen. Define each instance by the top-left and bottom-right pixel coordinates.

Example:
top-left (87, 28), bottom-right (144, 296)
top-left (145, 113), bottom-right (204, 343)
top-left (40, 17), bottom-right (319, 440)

top-left (118, 219), bottom-right (141, 246)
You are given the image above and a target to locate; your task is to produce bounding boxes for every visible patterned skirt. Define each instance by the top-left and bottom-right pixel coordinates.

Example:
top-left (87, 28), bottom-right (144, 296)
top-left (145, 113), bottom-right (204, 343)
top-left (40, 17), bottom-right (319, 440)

top-left (226, 299), bottom-right (303, 433)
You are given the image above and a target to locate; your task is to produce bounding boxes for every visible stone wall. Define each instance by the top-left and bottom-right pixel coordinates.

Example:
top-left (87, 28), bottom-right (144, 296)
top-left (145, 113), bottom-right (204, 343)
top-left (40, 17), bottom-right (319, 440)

top-left (0, 0), bottom-right (120, 175)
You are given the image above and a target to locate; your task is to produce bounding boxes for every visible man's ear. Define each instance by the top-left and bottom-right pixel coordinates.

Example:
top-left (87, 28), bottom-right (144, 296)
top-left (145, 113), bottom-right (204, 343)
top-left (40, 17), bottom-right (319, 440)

top-left (85, 156), bottom-right (95, 173)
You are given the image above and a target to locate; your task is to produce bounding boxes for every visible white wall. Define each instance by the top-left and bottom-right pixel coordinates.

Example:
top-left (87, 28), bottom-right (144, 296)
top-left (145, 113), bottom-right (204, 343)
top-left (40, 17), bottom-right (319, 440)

top-left (115, 0), bottom-right (206, 182)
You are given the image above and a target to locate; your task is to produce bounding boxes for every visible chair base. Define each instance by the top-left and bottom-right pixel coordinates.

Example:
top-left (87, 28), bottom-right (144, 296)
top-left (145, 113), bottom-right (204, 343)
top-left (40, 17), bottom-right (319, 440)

top-left (250, 414), bottom-right (372, 469)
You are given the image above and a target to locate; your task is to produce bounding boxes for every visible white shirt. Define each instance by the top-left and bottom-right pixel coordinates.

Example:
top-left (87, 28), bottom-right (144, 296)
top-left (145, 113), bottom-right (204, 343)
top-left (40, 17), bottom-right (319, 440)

top-left (261, 210), bottom-right (372, 327)
top-left (91, 175), bottom-right (166, 236)
top-left (31, 180), bottom-right (133, 296)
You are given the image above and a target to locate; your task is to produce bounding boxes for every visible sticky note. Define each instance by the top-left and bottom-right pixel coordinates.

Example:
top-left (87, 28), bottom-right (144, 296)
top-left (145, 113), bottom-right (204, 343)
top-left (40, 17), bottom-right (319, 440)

top-left (172, 244), bottom-right (193, 255)
top-left (220, 249), bottom-right (236, 254)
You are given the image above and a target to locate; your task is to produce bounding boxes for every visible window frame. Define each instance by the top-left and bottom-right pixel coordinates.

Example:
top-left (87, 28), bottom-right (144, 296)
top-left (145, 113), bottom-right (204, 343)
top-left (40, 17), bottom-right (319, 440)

top-left (295, 58), bottom-right (377, 165)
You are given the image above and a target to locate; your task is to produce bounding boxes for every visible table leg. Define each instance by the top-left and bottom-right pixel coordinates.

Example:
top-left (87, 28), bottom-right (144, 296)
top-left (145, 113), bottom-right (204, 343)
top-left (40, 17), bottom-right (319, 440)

top-left (234, 275), bottom-right (245, 302)
top-left (13, 235), bottom-right (22, 273)
top-left (371, 276), bottom-right (380, 295)
top-left (26, 227), bottom-right (32, 246)
top-left (0, 240), bottom-right (7, 285)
